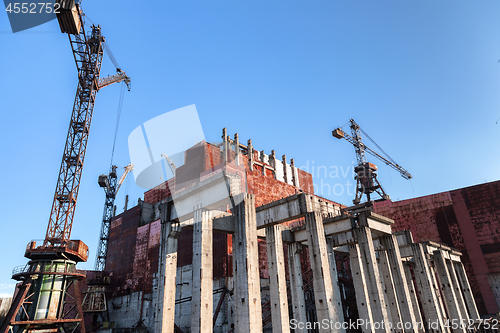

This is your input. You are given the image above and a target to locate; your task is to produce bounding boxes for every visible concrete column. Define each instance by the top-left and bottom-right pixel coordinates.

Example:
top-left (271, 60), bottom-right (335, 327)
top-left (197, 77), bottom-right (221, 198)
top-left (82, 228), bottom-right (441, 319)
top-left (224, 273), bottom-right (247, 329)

top-left (222, 127), bottom-right (228, 163)
top-left (403, 263), bottom-right (424, 332)
top-left (380, 235), bottom-right (418, 332)
top-left (270, 150), bottom-right (277, 179)
top-left (233, 193), bottom-right (262, 333)
top-left (265, 224), bottom-right (290, 332)
top-left (288, 242), bottom-right (307, 331)
top-left (326, 237), bottom-right (346, 333)
top-left (411, 243), bottom-right (449, 333)
top-left (234, 133), bottom-right (240, 166)
top-left (446, 259), bottom-right (469, 322)
top-left (453, 261), bottom-right (480, 320)
top-left (305, 211), bottom-right (338, 333)
top-left (378, 250), bottom-right (403, 332)
top-left (352, 227), bottom-right (390, 333)
top-left (349, 243), bottom-right (375, 333)
top-left (433, 250), bottom-right (466, 333)
top-left (191, 208), bottom-right (213, 332)
top-left (248, 139), bottom-right (254, 171)
top-left (156, 221), bottom-right (181, 333)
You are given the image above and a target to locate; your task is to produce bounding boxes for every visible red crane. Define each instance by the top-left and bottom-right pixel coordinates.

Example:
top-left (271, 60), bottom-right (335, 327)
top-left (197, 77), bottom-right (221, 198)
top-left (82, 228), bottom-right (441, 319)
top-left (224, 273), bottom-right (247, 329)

top-left (1, 2), bottom-right (129, 333)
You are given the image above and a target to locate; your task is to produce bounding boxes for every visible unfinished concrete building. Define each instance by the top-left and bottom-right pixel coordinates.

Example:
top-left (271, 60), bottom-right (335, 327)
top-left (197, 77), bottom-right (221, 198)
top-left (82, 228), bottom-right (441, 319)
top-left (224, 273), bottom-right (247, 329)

top-left (374, 181), bottom-right (500, 316)
top-left (72, 128), bottom-right (489, 333)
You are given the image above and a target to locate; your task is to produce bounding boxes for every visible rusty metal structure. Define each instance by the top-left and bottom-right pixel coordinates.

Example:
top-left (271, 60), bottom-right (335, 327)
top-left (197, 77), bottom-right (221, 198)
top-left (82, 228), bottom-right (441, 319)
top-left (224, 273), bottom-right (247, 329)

top-left (333, 118), bottom-right (412, 205)
top-left (0, 2), bottom-right (129, 333)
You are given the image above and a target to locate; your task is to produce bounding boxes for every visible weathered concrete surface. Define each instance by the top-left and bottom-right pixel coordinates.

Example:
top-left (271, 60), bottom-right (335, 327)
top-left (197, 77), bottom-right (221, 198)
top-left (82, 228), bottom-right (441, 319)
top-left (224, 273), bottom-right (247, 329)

top-left (349, 243), bottom-right (375, 333)
top-left (305, 211), bottom-right (339, 333)
top-left (232, 193), bottom-right (263, 333)
top-left (287, 242), bottom-right (307, 332)
top-left (191, 209), bottom-right (213, 332)
top-left (265, 224), bottom-right (290, 333)
top-left (352, 226), bottom-right (390, 333)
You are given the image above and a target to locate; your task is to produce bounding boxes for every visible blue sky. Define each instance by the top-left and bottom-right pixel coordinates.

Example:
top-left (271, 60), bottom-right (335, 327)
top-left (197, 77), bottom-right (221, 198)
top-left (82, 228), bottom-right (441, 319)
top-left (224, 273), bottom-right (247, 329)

top-left (1, 0), bottom-right (500, 295)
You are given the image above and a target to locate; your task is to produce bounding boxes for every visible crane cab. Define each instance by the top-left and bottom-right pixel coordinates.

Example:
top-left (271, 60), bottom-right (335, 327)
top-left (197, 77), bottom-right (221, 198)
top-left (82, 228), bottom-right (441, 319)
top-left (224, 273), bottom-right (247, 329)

top-left (55, 0), bottom-right (82, 35)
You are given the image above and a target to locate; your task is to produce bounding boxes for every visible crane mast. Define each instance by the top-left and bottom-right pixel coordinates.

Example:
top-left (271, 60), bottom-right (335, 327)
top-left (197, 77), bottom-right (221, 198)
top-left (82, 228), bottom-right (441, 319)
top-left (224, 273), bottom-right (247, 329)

top-left (45, 23), bottom-right (104, 247)
top-left (1, 2), bottom-right (130, 333)
top-left (95, 164), bottom-right (133, 271)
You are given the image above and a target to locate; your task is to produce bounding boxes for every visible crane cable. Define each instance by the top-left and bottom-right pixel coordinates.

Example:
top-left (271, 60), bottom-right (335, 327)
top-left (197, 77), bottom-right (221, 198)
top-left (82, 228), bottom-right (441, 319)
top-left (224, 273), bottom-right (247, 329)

top-left (359, 127), bottom-right (399, 166)
top-left (109, 82), bottom-right (126, 168)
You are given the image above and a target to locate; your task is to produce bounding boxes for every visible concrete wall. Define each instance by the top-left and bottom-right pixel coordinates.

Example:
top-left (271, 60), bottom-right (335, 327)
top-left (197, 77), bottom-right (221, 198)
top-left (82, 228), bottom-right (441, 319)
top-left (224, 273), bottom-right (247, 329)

top-left (0, 296), bottom-right (12, 326)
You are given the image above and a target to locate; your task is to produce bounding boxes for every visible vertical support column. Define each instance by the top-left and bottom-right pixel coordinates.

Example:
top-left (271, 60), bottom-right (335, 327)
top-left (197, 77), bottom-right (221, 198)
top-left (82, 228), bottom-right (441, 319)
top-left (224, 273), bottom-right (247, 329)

top-left (282, 155), bottom-right (288, 184)
top-left (352, 227), bottom-right (390, 333)
top-left (380, 235), bottom-right (418, 332)
top-left (453, 261), bottom-right (480, 320)
top-left (247, 139), bottom-right (254, 171)
top-left (288, 242), bottom-right (307, 331)
top-left (222, 128), bottom-right (228, 164)
top-left (265, 224), bottom-right (290, 332)
top-left (411, 243), bottom-right (448, 333)
top-left (233, 193), bottom-right (262, 333)
top-left (291, 158), bottom-right (299, 188)
top-left (234, 133), bottom-right (240, 166)
top-left (326, 237), bottom-right (346, 333)
top-left (433, 250), bottom-right (466, 333)
top-left (446, 259), bottom-right (469, 322)
top-left (156, 221), bottom-right (181, 333)
top-left (403, 263), bottom-right (424, 330)
top-left (269, 150), bottom-right (277, 179)
top-left (305, 211), bottom-right (337, 333)
top-left (349, 243), bottom-right (375, 333)
top-left (191, 208), bottom-right (213, 333)
top-left (378, 250), bottom-right (403, 332)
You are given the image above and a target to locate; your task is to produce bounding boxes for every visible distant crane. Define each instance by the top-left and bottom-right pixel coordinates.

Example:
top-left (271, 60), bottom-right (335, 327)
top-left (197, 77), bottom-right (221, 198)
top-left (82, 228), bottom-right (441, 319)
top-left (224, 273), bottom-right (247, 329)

top-left (162, 152), bottom-right (177, 176)
top-left (95, 163), bottom-right (134, 271)
top-left (332, 119), bottom-right (412, 206)
top-left (81, 164), bottom-right (133, 315)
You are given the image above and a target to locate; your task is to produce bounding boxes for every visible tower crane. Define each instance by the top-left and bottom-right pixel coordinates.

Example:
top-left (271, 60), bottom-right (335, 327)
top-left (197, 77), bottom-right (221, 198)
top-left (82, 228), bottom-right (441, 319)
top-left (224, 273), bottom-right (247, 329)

top-left (332, 119), bottom-right (412, 206)
top-left (81, 164), bottom-right (133, 316)
top-left (162, 152), bottom-right (177, 175)
top-left (1, 1), bottom-right (130, 333)
top-left (95, 163), bottom-right (134, 271)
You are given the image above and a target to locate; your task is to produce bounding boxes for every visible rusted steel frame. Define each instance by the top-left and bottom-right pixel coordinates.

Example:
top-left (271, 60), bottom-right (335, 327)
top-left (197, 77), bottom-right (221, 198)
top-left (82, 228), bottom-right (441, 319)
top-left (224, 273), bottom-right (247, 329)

top-left (12, 319), bottom-right (82, 325)
top-left (0, 280), bottom-right (32, 333)
top-left (213, 287), bottom-right (228, 326)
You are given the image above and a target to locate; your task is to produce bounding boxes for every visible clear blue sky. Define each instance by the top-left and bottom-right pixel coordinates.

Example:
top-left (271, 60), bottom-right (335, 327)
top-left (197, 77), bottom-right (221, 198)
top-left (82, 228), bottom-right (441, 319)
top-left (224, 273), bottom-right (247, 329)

top-left (1, 0), bottom-right (500, 295)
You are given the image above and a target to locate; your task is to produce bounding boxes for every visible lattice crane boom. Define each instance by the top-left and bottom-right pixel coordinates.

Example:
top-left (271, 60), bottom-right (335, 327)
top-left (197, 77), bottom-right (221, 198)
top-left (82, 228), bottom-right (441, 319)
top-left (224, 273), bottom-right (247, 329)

top-left (332, 118), bottom-right (412, 205)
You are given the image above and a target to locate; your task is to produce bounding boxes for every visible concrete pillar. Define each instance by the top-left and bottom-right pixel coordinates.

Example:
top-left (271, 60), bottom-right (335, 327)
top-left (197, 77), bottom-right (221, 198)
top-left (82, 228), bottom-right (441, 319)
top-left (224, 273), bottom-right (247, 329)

top-left (305, 211), bottom-right (338, 333)
top-left (352, 227), bottom-right (390, 333)
top-left (288, 242), bottom-right (307, 332)
top-left (233, 193), bottom-right (262, 333)
top-left (349, 243), bottom-right (375, 333)
top-left (433, 250), bottom-right (467, 333)
top-left (234, 133), bottom-right (240, 166)
top-left (411, 243), bottom-right (449, 333)
top-left (265, 224), bottom-right (290, 332)
top-left (247, 139), bottom-right (254, 171)
top-left (326, 237), bottom-right (346, 333)
top-left (191, 208), bottom-right (213, 332)
top-left (380, 235), bottom-right (419, 332)
top-left (403, 263), bottom-right (424, 332)
top-left (446, 259), bottom-right (469, 322)
top-left (156, 221), bottom-right (181, 333)
top-left (378, 250), bottom-right (403, 332)
top-left (453, 261), bottom-right (480, 320)
top-left (222, 127), bottom-right (228, 163)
